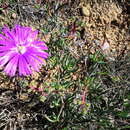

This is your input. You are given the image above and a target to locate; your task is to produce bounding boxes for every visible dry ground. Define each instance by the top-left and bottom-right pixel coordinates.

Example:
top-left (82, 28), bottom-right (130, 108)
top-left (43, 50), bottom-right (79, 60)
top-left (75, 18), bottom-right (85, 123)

top-left (0, 0), bottom-right (130, 129)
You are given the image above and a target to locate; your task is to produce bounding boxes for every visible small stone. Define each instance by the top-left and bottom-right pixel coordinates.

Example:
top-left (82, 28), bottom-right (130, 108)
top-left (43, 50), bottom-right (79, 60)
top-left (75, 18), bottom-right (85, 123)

top-left (82, 5), bottom-right (90, 16)
top-left (12, 13), bottom-right (17, 19)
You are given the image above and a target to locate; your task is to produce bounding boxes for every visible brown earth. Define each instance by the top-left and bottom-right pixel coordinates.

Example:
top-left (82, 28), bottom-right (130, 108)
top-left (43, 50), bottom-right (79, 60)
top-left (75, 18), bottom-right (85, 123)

top-left (79, 1), bottom-right (130, 60)
top-left (0, 0), bottom-right (130, 129)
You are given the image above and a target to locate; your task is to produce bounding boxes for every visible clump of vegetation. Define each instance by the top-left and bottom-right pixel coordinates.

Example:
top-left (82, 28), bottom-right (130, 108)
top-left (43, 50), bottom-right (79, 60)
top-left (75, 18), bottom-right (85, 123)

top-left (0, 0), bottom-right (130, 129)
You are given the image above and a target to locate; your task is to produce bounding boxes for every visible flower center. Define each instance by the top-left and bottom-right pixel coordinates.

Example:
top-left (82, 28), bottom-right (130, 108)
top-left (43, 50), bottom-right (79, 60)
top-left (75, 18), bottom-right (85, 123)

top-left (17, 45), bottom-right (26, 54)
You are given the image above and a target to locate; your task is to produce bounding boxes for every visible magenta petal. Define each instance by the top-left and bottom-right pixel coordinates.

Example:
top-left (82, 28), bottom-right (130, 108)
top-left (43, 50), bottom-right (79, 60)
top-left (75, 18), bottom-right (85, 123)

top-left (0, 46), bottom-right (12, 52)
top-left (0, 52), bottom-right (16, 67)
top-left (38, 45), bottom-right (48, 50)
top-left (18, 55), bottom-right (31, 76)
top-left (4, 54), bottom-right (19, 76)
top-left (24, 54), bottom-right (40, 72)
top-left (35, 51), bottom-right (49, 59)
top-left (22, 56), bottom-right (32, 75)
top-left (0, 34), bottom-right (7, 40)
top-left (18, 56), bottom-right (25, 76)
top-left (31, 54), bottom-right (43, 63)
top-left (34, 41), bottom-right (48, 50)
top-left (0, 52), bottom-right (7, 57)
top-left (3, 30), bottom-right (14, 40)
top-left (0, 40), bottom-right (7, 45)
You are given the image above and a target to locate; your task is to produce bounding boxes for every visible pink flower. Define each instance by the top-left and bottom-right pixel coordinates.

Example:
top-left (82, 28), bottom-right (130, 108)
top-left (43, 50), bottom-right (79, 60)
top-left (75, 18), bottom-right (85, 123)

top-left (0, 25), bottom-right (48, 76)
